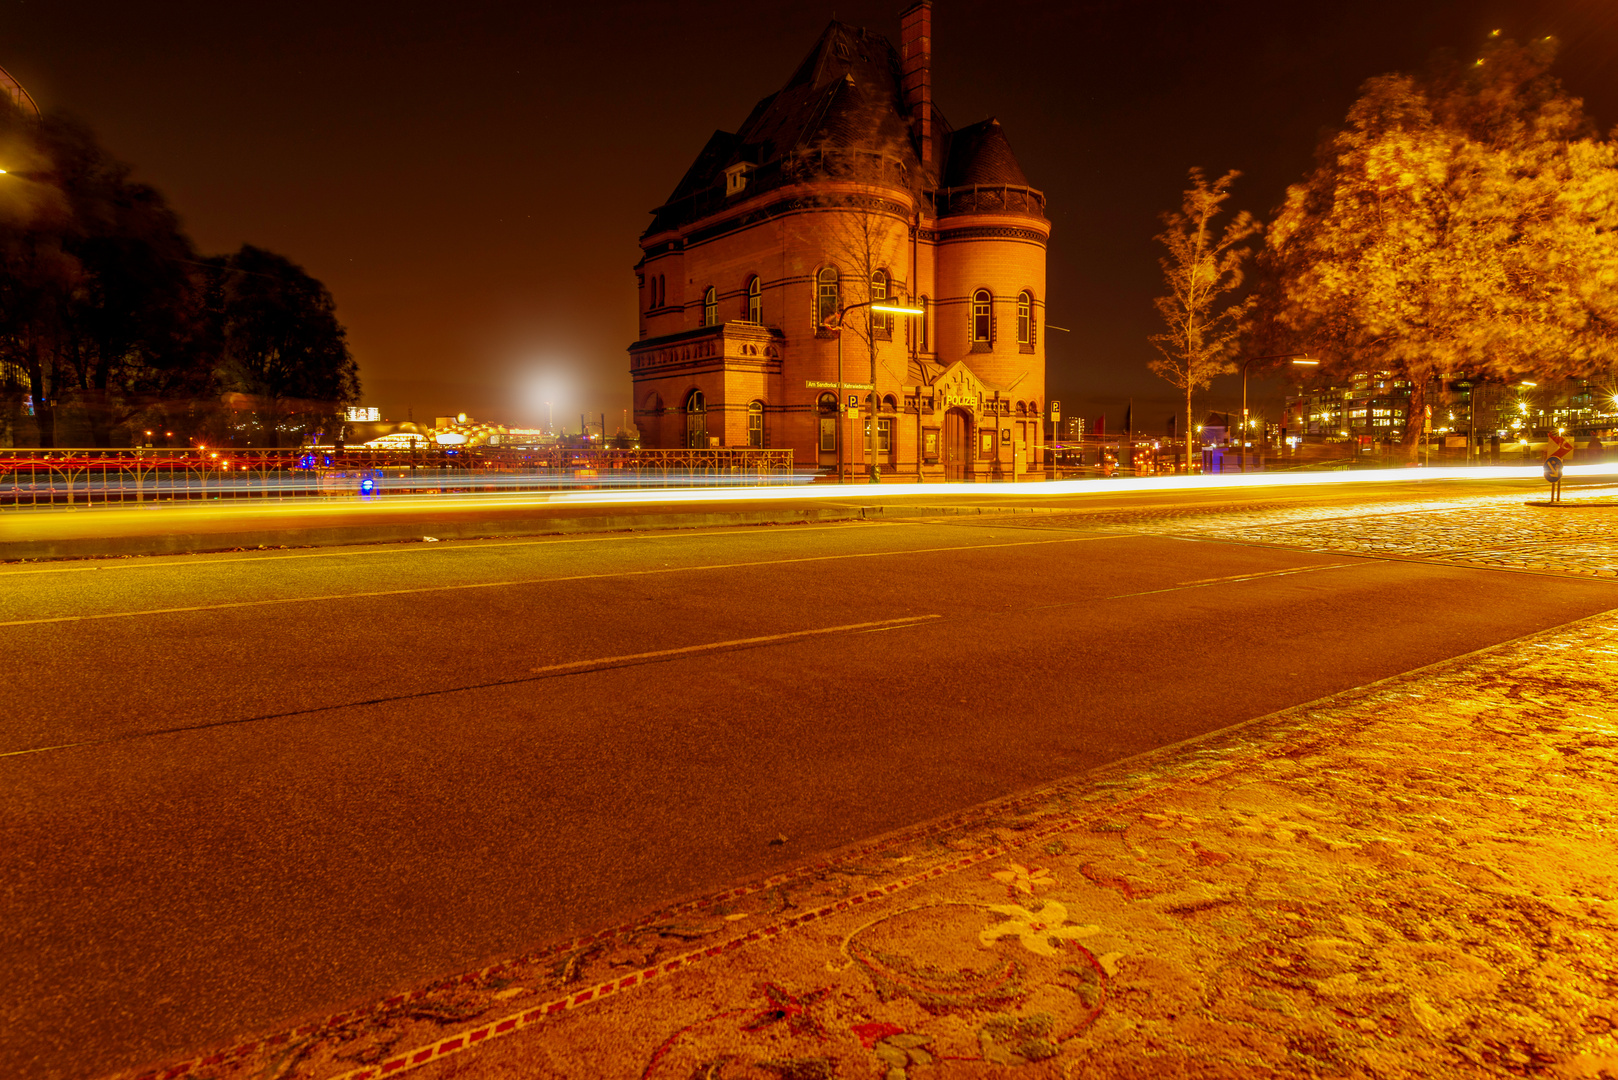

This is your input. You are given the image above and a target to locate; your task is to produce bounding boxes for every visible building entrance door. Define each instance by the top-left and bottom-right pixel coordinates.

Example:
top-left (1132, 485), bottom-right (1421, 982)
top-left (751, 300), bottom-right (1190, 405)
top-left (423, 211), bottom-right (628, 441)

top-left (944, 408), bottom-right (970, 481)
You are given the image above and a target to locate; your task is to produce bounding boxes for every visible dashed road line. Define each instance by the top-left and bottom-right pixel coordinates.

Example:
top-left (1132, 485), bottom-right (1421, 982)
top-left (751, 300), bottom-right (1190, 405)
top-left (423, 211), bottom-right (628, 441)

top-left (0, 533), bottom-right (1127, 629)
top-left (531, 616), bottom-right (941, 675)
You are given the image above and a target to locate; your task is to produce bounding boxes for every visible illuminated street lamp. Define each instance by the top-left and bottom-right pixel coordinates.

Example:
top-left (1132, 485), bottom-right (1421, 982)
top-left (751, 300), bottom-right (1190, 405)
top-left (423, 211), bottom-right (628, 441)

top-left (822, 297), bottom-right (924, 483)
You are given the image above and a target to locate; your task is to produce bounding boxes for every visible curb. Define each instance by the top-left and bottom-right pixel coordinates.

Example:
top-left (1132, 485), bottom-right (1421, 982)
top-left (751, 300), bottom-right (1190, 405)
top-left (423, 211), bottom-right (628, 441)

top-left (0, 503), bottom-right (1062, 561)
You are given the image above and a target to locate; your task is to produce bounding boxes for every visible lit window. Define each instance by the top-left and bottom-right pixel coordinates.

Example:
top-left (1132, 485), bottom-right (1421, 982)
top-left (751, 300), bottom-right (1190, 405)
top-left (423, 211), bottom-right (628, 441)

top-left (817, 392), bottom-right (837, 453)
top-left (746, 276), bottom-right (761, 323)
top-left (1017, 291), bottom-right (1032, 345)
top-left (702, 287), bottom-right (717, 327)
top-left (817, 267), bottom-right (840, 327)
top-left (685, 389), bottom-right (707, 447)
top-left (748, 400), bottom-right (764, 447)
top-left (972, 289), bottom-right (992, 343)
top-left (871, 270), bottom-right (890, 337)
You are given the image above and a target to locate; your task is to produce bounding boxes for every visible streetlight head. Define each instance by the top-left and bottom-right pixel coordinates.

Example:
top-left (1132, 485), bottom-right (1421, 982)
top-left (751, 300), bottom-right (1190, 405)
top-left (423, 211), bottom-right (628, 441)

top-left (1290, 358), bottom-right (1319, 366)
top-left (870, 304), bottom-right (924, 315)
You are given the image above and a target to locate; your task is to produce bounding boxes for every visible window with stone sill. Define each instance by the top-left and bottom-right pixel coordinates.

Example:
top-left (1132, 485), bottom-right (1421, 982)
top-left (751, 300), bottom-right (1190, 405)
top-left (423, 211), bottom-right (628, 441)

top-left (1017, 290), bottom-right (1035, 353)
top-left (816, 266), bottom-right (840, 328)
top-left (972, 289), bottom-right (993, 344)
top-left (748, 400), bottom-right (764, 448)
top-left (745, 276), bottom-right (762, 324)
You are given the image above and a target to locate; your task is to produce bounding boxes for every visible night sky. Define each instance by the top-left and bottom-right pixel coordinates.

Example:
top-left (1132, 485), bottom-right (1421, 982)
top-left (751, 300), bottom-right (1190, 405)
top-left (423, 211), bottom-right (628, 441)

top-left (6, 0), bottom-right (1616, 433)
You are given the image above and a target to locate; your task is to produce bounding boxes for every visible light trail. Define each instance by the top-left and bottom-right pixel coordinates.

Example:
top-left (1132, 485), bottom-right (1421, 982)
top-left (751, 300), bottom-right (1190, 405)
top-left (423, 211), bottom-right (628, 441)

top-left (6, 464), bottom-right (1610, 524)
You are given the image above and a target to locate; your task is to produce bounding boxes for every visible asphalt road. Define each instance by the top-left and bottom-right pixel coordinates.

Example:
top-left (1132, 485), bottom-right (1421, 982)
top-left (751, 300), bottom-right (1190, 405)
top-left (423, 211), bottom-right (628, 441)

top-left (3, 498), bottom-right (1615, 1078)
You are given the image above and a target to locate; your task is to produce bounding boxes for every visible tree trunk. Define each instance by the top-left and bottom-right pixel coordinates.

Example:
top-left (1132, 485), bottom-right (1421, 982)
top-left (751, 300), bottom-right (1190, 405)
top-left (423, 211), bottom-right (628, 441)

top-left (1403, 379), bottom-right (1426, 463)
top-left (1185, 387), bottom-right (1195, 474)
top-left (26, 339), bottom-right (55, 449)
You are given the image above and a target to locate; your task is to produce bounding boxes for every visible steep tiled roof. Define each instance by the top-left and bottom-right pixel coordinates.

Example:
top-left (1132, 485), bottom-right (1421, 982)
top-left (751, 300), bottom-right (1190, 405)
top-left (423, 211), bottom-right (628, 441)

top-left (941, 119), bottom-right (1028, 188)
top-left (645, 19), bottom-right (1039, 237)
top-left (647, 21), bottom-right (925, 236)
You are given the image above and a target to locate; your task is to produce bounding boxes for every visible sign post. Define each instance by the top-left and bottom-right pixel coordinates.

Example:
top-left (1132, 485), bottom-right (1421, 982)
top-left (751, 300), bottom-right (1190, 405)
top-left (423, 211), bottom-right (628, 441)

top-left (1544, 434), bottom-right (1573, 503)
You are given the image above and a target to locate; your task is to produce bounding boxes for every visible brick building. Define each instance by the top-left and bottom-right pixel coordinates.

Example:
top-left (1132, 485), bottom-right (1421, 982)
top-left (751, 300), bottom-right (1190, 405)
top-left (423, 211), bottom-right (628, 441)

top-left (629, 2), bottom-right (1049, 480)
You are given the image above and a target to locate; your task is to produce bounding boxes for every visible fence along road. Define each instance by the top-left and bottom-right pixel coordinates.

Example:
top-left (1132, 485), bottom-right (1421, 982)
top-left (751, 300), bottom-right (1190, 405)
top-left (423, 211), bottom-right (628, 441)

top-left (0, 446), bottom-right (801, 508)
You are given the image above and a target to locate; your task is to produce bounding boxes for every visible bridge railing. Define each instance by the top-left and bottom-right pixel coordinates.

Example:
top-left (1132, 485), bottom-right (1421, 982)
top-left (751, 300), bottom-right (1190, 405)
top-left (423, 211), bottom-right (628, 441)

top-left (0, 446), bottom-right (800, 508)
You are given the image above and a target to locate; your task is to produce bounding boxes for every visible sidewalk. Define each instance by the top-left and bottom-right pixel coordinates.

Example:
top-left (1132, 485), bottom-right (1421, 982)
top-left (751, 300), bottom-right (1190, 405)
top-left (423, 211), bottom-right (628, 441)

top-left (116, 602), bottom-right (1618, 1080)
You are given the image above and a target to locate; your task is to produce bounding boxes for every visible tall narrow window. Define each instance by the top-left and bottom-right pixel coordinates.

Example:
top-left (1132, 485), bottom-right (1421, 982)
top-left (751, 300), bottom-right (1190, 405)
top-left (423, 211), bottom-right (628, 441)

top-left (746, 276), bottom-right (762, 324)
top-left (657, 275), bottom-right (666, 308)
top-left (702, 286), bottom-right (717, 327)
top-left (817, 392), bottom-right (837, 453)
top-left (871, 270), bottom-right (890, 337)
top-left (1017, 291), bottom-right (1032, 344)
top-left (748, 400), bottom-right (764, 447)
top-left (919, 296), bottom-right (929, 352)
top-left (817, 267), bottom-right (840, 327)
top-left (972, 289), bottom-right (993, 343)
top-left (685, 390), bottom-right (707, 447)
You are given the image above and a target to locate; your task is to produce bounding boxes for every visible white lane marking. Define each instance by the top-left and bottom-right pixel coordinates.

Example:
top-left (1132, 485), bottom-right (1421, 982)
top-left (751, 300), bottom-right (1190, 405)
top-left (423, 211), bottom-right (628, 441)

top-left (1103, 562), bottom-right (1362, 600)
top-left (0, 520), bottom-right (914, 577)
top-left (531, 615), bottom-right (942, 674)
top-left (0, 616), bottom-right (948, 759)
top-left (0, 534), bottom-right (1127, 629)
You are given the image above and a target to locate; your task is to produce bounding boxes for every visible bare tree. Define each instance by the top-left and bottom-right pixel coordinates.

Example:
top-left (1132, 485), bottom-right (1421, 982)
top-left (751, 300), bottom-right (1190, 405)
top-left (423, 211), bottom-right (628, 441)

top-left (1149, 168), bottom-right (1260, 471)
top-left (819, 141), bottom-right (919, 474)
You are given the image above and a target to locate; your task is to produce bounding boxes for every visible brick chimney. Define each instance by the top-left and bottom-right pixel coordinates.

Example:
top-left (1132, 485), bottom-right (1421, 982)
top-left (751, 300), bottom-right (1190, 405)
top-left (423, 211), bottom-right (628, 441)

top-left (899, 1), bottom-right (933, 169)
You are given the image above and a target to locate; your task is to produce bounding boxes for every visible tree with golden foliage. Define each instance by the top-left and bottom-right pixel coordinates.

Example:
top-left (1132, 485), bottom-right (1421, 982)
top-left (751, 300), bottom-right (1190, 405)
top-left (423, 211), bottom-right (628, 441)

top-left (1150, 168), bottom-right (1261, 472)
top-left (1267, 35), bottom-right (1618, 458)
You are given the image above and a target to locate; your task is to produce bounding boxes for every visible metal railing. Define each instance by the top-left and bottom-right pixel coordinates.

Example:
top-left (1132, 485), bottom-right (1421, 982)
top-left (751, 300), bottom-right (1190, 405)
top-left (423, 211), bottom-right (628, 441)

top-left (0, 446), bottom-right (799, 508)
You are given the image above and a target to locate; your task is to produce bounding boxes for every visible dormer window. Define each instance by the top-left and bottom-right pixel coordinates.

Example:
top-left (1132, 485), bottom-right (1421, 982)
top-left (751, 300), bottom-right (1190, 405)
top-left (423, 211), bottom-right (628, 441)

top-left (725, 163), bottom-right (754, 197)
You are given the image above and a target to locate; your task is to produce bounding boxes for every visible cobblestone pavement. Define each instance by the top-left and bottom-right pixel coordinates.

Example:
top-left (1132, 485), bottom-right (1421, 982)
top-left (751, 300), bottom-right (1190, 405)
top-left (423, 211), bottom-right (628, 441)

top-left (107, 496), bottom-right (1618, 1080)
top-left (1024, 487), bottom-right (1618, 578)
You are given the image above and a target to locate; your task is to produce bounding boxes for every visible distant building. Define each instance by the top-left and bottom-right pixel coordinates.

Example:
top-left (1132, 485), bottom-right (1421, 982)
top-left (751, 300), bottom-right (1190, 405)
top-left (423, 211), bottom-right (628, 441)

top-left (1283, 373), bottom-right (1411, 444)
top-left (629, 2), bottom-right (1049, 480)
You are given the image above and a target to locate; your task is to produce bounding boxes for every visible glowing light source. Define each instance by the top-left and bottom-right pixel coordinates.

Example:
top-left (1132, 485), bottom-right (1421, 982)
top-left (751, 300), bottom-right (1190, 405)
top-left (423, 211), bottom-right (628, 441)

top-left (870, 304), bottom-right (925, 315)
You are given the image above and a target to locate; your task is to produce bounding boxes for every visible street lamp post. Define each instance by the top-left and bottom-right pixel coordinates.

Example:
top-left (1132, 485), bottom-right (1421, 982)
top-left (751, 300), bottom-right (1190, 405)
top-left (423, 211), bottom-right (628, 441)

top-left (1234, 353), bottom-right (1318, 472)
top-left (823, 297), bottom-right (924, 483)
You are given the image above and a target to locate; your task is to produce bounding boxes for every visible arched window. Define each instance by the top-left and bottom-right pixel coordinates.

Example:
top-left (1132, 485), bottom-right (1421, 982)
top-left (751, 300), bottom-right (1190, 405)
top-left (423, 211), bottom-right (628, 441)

top-left (871, 269), bottom-right (890, 338)
top-left (817, 267), bottom-right (840, 327)
top-left (1017, 290), bottom-right (1033, 345)
top-left (972, 289), bottom-right (993, 343)
top-left (747, 400), bottom-right (764, 447)
top-left (685, 389), bottom-right (707, 447)
top-left (746, 276), bottom-right (762, 324)
top-left (702, 286), bottom-right (717, 327)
